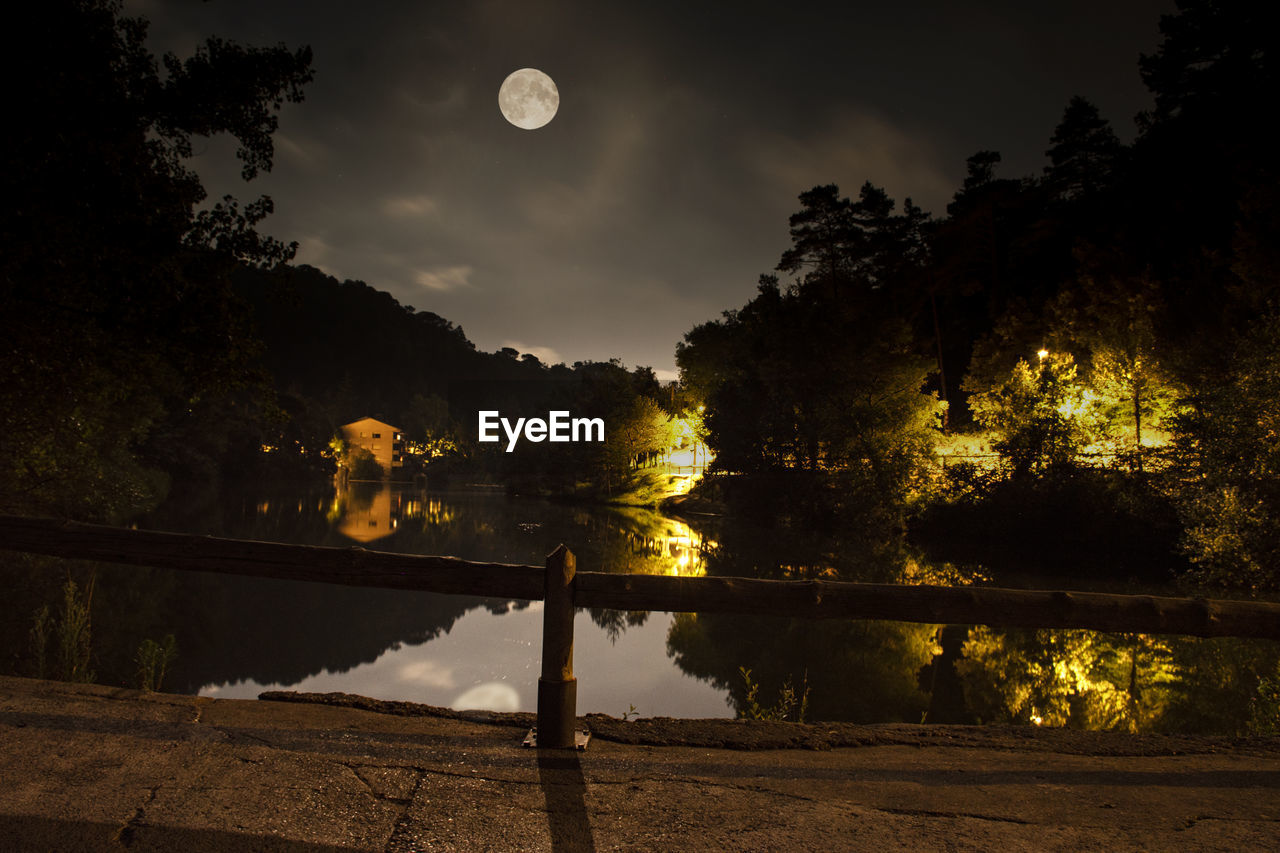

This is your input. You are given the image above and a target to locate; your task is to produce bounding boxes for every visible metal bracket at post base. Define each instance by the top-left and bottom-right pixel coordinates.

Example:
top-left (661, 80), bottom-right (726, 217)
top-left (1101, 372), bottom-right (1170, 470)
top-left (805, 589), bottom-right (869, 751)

top-left (524, 677), bottom-right (590, 749)
top-left (522, 727), bottom-right (591, 750)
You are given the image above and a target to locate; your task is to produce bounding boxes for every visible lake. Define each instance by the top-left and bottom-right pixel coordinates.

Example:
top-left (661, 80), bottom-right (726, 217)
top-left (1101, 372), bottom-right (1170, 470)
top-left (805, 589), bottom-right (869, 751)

top-left (6, 479), bottom-right (1278, 734)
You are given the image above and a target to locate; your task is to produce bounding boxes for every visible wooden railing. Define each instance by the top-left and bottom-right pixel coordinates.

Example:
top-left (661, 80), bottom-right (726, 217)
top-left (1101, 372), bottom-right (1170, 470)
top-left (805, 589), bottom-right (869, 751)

top-left (3, 514), bottom-right (1280, 748)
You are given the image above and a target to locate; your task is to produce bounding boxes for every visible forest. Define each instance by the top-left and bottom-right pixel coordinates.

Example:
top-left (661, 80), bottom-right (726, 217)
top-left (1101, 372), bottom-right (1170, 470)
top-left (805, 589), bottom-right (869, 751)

top-left (2, 0), bottom-right (1279, 599)
top-left (670, 1), bottom-right (1280, 593)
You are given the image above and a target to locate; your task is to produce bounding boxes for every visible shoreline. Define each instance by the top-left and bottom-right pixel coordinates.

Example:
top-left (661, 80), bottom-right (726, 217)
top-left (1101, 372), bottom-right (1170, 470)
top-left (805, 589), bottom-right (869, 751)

top-left (5, 674), bottom-right (1280, 850)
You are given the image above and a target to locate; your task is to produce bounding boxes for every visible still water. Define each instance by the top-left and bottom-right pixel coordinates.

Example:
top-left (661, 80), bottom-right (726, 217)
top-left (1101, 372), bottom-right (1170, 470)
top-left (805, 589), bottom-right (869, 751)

top-left (152, 482), bottom-right (733, 719)
top-left (8, 480), bottom-right (1280, 733)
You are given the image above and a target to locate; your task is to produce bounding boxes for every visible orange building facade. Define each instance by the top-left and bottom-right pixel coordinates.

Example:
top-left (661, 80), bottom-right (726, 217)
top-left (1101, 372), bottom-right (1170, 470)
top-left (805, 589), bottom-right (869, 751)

top-left (340, 417), bottom-right (404, 477)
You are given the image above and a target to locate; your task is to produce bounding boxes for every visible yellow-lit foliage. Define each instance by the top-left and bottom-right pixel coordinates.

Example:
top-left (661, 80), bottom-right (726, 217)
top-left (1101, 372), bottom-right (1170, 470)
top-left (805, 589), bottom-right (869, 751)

top-left (969, 352), bottom-right (1104, 476)
top-left (958, 627), bottom-right (1180, 731)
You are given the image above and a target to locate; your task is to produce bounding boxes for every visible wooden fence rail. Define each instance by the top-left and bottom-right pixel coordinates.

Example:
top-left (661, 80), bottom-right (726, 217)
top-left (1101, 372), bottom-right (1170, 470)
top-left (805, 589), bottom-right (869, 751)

top-left (3, 514), bottom-right (1280, 748)
top-left (0, 516), bottom-right (545, 598)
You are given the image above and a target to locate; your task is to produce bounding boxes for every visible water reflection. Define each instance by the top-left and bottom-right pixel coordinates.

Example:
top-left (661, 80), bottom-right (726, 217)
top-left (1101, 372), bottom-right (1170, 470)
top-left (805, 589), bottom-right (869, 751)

top-left (192, 482), bottom-right (729, 712)
top-left (334, 481), bottom-right (400, 542)
top-left (659, 512), bottom-right (1280, 733)
top-left (3, 481), bottom-right (1278, 731)
top-left (321, 481), bottom-right (713, 578)
top-left (453, 682), bottom-right (521, 712)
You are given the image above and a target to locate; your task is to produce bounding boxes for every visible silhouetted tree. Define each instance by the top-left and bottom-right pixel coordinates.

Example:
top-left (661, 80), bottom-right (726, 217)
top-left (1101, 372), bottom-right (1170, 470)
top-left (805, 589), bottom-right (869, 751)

top-left (1, 0), bottom-right (313, 519)
top-left (681, 189), bottom-right (940, 521)
top-left (1044, 96), bottom-right (1123, 202)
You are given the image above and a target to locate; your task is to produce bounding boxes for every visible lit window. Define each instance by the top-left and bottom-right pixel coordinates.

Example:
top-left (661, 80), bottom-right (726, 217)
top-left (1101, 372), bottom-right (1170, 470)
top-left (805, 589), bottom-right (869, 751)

top-left (360, 431), bottom-right (367, 438)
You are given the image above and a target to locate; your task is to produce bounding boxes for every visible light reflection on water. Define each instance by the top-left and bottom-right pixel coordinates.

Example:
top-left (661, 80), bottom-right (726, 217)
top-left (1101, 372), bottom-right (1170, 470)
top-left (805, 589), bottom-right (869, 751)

top-left (138, 481), bottom-right (1280, 733)
top-left (193, 482), bottom-right (725, 717)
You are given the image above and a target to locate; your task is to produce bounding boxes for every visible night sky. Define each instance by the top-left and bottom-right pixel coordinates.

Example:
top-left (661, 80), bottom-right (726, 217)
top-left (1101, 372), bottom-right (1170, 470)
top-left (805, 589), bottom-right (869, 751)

top-left (127, 0), bottom-right (1174, 379)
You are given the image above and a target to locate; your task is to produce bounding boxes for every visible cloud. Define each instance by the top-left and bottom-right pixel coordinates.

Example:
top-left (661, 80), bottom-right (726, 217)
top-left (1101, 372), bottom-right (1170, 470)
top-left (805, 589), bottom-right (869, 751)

top-left (396, 82), bottom-right (469, 119)
top-left (514, 102), bottom-right (650, 235)
top-left (398, 659), bottom-right (456, 689)
top-left (293, 234), bottom-right (334, 269)
top-left (502, 340), bottom-right (563, 366)
top-left (382, 194), bottom-right (441, 218)
top-left (413, 265), bottom-right (473, 291)
top-left (743, 110), bottom-right (954, 216)
top-left (274, 132), bottom-right (327, 171)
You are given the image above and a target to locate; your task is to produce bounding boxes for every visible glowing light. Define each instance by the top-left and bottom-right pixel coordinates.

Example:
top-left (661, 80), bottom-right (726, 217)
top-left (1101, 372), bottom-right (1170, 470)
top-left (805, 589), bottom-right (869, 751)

top-left (1037, 349), bottom-right (1049, 361)
top-left (669, 448), bottom-right (697, 467)
top-left (453, 682), bottom-right (520, 712)
top-left (498, 68), bottom-right (559, 130)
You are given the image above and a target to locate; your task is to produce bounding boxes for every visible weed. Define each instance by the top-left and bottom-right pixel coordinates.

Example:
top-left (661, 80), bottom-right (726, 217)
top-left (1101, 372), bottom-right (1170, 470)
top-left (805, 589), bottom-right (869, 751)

top-left (738, 666), bottom-right (810, 723)
top-left (1249, 673), bottom-right (1280, 735)
top-left (28, 605), bottom-right (51, 680)
top-left (56, 574), bottom-right (96, 683)
top-left (135, 634), bottom-right (178, 692)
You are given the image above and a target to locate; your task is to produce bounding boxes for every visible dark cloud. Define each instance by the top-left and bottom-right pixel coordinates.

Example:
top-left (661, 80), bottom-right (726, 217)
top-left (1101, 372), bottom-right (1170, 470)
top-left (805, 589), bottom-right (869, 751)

top-left (125, 0), bottom-right (1174, 378)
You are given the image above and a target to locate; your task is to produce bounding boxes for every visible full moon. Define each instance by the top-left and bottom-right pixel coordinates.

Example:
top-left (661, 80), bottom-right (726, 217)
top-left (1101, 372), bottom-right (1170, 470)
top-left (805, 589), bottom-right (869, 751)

top-left (498, 68), bottom-right (559, 130)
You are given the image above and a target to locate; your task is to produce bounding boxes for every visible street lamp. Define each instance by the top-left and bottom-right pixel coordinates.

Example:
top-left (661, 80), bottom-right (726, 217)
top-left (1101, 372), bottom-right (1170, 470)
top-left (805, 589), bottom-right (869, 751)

top-left (1037, 348), bottom-right (1049, 361)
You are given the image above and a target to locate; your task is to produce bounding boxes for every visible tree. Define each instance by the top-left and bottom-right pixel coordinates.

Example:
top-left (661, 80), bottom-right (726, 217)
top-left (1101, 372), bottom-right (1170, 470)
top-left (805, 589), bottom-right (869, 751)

top-left (1048, 276), bottom-right (1178, 465)
top-left (1, 0), bottom-right (313, 519)
top-left (960, 150), bottom-right (1002, 194)
top-left (346, 448), bottom-right (385, 481)
top-left (1138, 0), bottom-right (1276, 130)
top-left (777, 182), bottom-right (925, 300)
top-left (968, 352), bottom-right (1103, 478)
top-left (958, 627), bottom-right (1180, 731)
top-left (1043, 96), bottom-right (1122, 202)
top-left (680, 185), bottom-right (942, 518)
top-left (937, 150), bottom-right (1035, 324)
top-left (776, 185), bottom-right (858, 297)
top-left (609, 396), bottom-right (672, 472)
top-left (1167, 311), bottom-right (1280, 590)
top-left (400, 393), bottom-right (458, 464)
top-left (1127, 0), bottom-right (1277, 310)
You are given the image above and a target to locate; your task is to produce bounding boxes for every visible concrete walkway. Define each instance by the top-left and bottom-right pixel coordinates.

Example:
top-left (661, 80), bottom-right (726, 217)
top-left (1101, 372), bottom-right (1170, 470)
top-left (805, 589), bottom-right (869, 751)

top-left (3, 675), bottom-right (1280, 851)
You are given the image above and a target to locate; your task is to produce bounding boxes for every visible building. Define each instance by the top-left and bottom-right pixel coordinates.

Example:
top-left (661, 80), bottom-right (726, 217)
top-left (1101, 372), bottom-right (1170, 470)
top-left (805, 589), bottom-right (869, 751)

top-left (340, 417), bottom-right (404, 478)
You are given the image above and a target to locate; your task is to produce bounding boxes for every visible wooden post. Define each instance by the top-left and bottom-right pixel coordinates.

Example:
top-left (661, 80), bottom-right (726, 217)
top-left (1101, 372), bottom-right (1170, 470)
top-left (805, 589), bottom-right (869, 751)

top-left (537, 545), bottom-right (578, 748)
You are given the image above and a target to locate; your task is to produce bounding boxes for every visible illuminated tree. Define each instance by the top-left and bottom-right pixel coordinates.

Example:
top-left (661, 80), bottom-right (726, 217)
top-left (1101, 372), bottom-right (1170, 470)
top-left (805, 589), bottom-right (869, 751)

top-left (608, 395), bottom-right (673, 472)
top-left (958, 627), bottom-right (1180, 731)
top-left (968, 352), bottom-right (1103, 477)
top-left (400, 393), bottom-right (459, 464)
top-left (1049, 275), bottom-right (1179, 465)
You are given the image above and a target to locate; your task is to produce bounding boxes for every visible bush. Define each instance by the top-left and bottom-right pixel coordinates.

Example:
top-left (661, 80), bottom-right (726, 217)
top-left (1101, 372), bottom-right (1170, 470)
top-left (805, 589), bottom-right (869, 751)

top-left (347, 447), bottom-right (384, 480)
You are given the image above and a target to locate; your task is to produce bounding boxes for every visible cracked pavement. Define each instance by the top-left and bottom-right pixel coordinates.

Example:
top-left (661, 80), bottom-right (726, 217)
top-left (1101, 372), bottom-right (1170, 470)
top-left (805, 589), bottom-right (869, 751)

top-left (2, 676), bottom-right (1280, 850)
